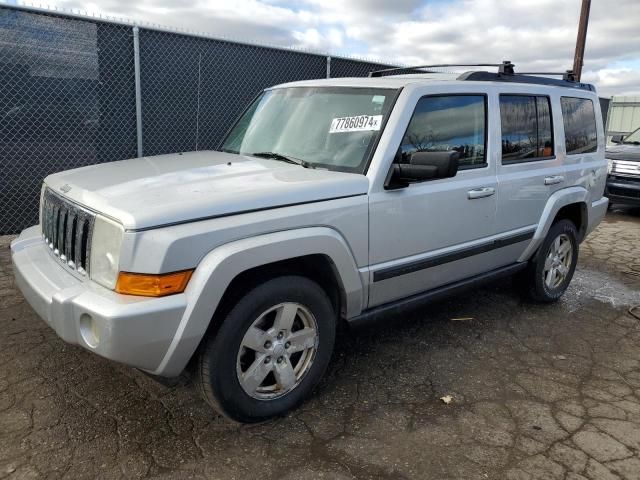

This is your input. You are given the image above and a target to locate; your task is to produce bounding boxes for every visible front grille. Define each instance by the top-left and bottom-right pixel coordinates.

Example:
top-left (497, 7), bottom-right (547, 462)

top-left (610, 160), bottom-right (640, 178)
top-left (41, 188), bottom-right (95, 275)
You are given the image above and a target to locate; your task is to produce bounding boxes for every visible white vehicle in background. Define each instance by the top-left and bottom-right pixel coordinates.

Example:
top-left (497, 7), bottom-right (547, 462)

top-left (12, 61), bottom-right (608, 422)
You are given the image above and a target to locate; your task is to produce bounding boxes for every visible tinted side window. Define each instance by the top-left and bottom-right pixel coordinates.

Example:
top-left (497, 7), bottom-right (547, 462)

top-left (537, 97), bottom-right (553, 157)
top-left (561, 97), bottom-right (597, 154)
top-left (399, 95), bottom-right (486, 169)
top-left (500, 95), bottom-right (554, 163)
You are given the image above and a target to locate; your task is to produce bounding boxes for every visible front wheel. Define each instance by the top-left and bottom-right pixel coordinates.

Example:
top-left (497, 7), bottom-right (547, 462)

top-left (196, 276), bottom-right (336, 423)
top-left (522, 219), bottom-right (579, 303)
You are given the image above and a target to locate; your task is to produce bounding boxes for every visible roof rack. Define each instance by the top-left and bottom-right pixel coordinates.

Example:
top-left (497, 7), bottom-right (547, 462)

top-left (368, 61), bottom-right (595, 92)
top-left (518, 71), bottom-right (577, 81)
top-left (369, 61), bottom-right (515, 77)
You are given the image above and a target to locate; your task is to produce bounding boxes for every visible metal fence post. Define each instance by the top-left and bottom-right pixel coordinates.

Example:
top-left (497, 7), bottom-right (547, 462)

top-left (132, 26), bottom-right (144, 158)
top-left (195, 52), bottom-right (202, 151)
top-left (326, 56), bottom-right (331, 78)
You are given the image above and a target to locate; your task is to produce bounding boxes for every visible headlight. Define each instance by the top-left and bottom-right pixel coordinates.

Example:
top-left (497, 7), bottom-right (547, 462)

top-left (607, 159), bottom-right (614, 174)
top-left (90, 215), bottom-right (124, 289)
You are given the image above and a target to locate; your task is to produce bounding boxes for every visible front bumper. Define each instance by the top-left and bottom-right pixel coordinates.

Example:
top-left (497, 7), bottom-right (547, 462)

top-left (11, 226), bottom-right (187, 374)
top-left (606, 176), bottom-right (640, 206)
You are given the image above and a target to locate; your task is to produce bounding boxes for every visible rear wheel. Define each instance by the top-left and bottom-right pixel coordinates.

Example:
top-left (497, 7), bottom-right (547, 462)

top-left (196, 276), bottom-right (336, 423)
top-left (522, 219), bottom-right (578, 303)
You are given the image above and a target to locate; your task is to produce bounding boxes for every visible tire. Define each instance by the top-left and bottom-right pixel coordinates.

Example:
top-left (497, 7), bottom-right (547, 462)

top-left (522, 219), bottom-right (579, 303)
top-left (196, 276), bottom-right (336, 423)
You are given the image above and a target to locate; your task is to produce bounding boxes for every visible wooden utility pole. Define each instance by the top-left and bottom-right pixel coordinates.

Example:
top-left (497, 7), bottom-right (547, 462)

top-left (572, 0), bottom-right (591, 81)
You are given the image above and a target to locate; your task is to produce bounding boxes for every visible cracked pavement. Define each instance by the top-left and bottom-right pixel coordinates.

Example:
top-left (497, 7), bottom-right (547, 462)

top-left (1, 208), bottom-right (640, 479)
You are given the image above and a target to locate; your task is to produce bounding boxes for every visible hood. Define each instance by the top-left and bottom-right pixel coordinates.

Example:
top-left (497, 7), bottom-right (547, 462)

top-left (45, 151), bottom-right (369, 230)
top-left (606, 144), bottom-right (640, 162)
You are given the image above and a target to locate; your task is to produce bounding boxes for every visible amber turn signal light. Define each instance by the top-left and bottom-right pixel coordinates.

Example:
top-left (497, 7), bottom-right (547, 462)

top-left (115, 270), bottom-right (193, 297)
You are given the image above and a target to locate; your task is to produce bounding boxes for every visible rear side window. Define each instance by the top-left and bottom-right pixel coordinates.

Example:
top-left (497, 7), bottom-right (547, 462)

top-left (500, 95), bottom-right (554, 163)
top-left (560, 97), bottom-right (598, 154)
top-left (399, 95), bottom-right (486, 169)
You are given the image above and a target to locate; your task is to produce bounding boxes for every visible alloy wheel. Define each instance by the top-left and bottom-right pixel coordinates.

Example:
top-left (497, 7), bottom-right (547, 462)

top-left (543, 233), bottom-right (573, 289)
top-left (236, 302), bottom-right (319, 400)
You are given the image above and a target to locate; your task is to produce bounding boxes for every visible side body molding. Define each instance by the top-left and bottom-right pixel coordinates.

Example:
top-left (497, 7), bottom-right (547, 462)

top-left (518, 186), bottom-right (588, 262)
top-left (154, 227), bottom-right (364, 376)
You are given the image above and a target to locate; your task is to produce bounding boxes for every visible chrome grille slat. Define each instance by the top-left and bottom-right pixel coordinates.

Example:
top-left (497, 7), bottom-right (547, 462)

top-left (51, 204), bottom-right (59, 251)
top-left (42, 197), bottom-right (49, 242)
top-left (57, 206), bottom-right (66, 254)
top-left (41, 188), bottom-right (95, 275)
top-left (47, 200), bottom-right (53, 246)
top-left (44, 198), bottom-right (49, 240)
top-left (60, 208), bottom-right (68, 260)
top-left (43, 199), bottom-right (48, 242)
top-left (75, 220), bottom-right (82, 269)
top-left (45, 202), bottom-right (49, 242)
top-left (78, 219), bottom-right (89, 273)
top-left (65, 214), bottom-right (77, 266)
top-left (610, 160), bottom-right (640, 179)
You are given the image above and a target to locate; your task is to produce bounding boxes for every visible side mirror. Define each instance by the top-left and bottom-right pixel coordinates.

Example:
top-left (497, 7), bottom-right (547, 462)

top-left (611, 135), bottom-right (625, 144)
top-left (386, 151), bottom-right (460, 189)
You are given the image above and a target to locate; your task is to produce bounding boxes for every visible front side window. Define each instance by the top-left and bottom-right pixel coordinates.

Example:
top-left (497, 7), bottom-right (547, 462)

top-left (221, 87), bottom-right (398, 173)
top-left (560, 97), bottom-right (598, 154)
top-left (398, 95), bottom-right (486, 169)
top-left (500, 95), bottom-right (554, 163)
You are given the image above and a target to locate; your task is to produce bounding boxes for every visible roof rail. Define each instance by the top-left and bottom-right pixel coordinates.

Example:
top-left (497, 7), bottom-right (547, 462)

top-left (457, 71), bottom-right (594, 91)
top-left (369, 61), bottom-right (594, 91)
top-left (516, 71), bottom-right (576, 81)
top-left (369, 60), bottom-right (515, 77)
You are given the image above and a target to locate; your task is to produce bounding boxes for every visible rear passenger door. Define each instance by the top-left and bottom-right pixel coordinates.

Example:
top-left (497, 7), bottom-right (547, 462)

top-left (495, 92), bottom-right (566, 262)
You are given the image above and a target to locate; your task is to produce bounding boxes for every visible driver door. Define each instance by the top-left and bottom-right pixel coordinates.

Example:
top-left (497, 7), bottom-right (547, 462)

top-left (368, 93), bottom-right (500, 307)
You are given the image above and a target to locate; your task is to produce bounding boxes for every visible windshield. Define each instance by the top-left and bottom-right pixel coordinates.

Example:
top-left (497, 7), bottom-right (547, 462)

top-left (623, 127), bottom-right (640, 144)
top-left (221, 87), bottom-right (398, 173)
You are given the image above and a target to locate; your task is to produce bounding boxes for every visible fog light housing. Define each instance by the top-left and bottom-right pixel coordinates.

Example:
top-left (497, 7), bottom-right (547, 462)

top-left (79, 313), bottom-right (99, 348)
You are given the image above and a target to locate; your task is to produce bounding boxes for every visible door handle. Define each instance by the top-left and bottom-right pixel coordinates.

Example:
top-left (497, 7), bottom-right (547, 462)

top-left (544, 175), bottom-right (565, 185)
top-left (467, 187), bottom-right (495, 199)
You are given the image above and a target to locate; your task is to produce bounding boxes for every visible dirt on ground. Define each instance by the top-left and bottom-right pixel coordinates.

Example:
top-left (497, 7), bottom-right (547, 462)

top-left (1, 208), bottom-right (640, 480)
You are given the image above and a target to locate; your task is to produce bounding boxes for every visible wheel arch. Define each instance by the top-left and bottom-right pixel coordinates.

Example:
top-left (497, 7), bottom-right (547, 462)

top-left (518, 186), bottom-right (589, 262)
top-left (553, 202), bottom-right (587, 242)
top-left (204, 254), bottom-right (346, 345)
top-left (152, 227), bottom-right (364, 376)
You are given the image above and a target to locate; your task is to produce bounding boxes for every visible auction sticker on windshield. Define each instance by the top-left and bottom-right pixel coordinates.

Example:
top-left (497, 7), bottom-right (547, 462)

top-left (329, 115), bottom-right (383, 133)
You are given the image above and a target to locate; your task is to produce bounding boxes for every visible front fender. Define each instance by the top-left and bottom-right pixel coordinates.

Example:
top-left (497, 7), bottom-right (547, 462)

top-left (517, 186), bottom-right (588, 262)
top-left (153, 227), bottom-right (363, 376)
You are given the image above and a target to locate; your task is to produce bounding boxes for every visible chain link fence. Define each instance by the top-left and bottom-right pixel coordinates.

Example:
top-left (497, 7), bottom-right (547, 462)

top-left (0, 5), bottom-right (394, 234)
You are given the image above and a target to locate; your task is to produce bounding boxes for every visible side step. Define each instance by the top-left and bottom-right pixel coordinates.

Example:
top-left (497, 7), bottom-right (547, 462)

top-left (347, 263), bottom-right (527, 330)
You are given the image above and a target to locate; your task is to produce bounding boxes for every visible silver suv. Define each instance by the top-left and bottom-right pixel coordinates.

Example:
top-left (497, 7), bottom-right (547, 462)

top-left (11, 63), bottom-right (608, 422)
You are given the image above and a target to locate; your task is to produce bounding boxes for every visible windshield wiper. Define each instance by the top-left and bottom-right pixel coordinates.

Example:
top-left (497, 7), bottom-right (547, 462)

top-left (249, 151), bottom-right (315, 168)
